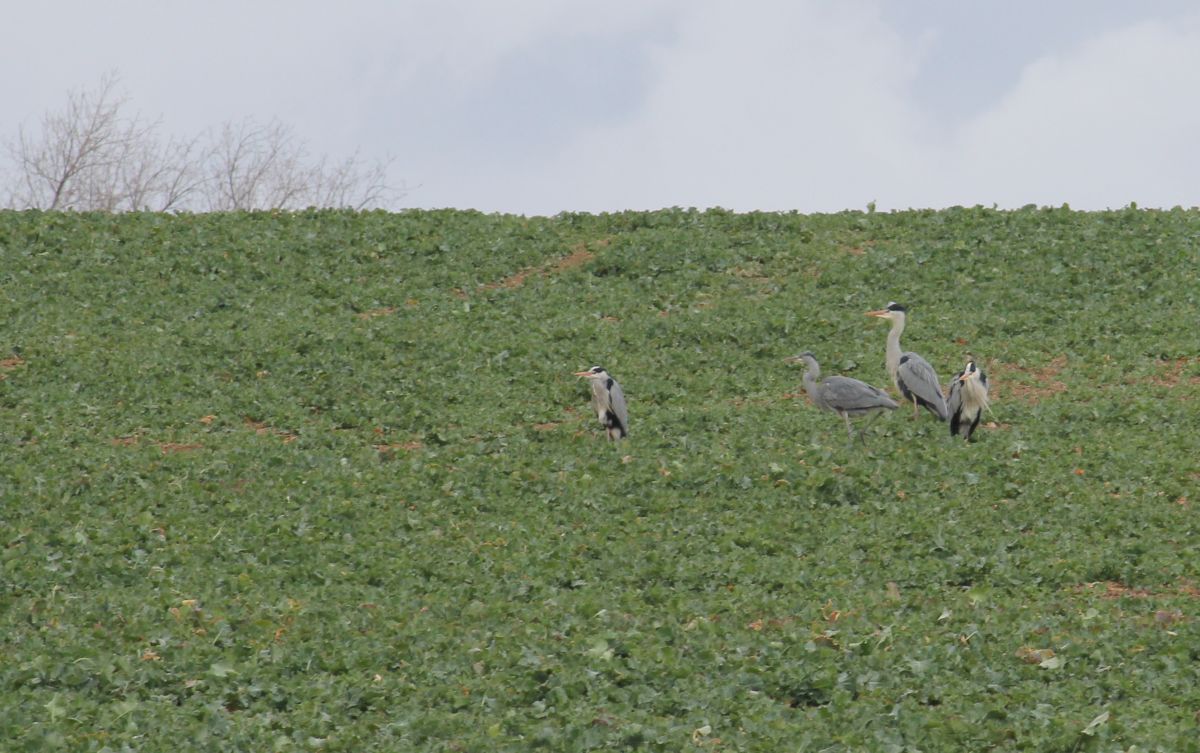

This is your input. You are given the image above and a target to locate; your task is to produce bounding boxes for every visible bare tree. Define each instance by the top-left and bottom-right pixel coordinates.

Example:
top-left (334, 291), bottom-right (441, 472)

top-left (5, 73), bottom-right (205, 212)
top-left (116, 132), bottom-right (206, 211)
top-left (201, 119), bottom-right (397, 211)
top-left (5, 73), bottom-right (402, 212)
top-left (309, 151), bottom-right (397, 210)
top-left (8, 72), bottom-right (128, 210)
top-left (202, 119), bottom-right (305, 211)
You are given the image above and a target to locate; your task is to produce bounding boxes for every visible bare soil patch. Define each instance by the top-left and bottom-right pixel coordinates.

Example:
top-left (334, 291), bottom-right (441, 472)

top-left (159, 442), bottom-right (204, 454)
top-left (839, 240), bottom-right (875, 257)
top-left (374, 440), bottom-right (424, 452)
top-left (356, 306), bottom-right (398, 320)
top-left (991, 355), bottom-right (1068, 402)
top-left (0, 356), bottom-right (26, 380)
top-left (1134, 357), bottom-right (1200, 389)
top-left (474, 239), bottom-right (607, 294)
top-left (244, 417), bottom-right (299, 444)
top-left (1073, 580), bottom-right (1200, 600)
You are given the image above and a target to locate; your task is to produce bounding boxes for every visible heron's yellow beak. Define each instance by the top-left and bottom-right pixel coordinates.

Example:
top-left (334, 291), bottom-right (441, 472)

top-left (866, 309), bottom-right (890, 318)
top-left (573, 371), bottom-right (593, 378)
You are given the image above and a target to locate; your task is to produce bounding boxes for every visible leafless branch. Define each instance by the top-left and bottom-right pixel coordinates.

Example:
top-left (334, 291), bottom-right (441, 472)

top-left (4, 73), bottom-right (405, 212)
top-left (7, 72), bottom-right (127, 209)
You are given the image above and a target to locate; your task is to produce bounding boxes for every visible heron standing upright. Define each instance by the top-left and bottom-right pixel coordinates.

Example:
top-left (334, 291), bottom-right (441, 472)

top-left (866, 302), bottom-right (948, 421)
top-left (787, 351), bottom-right (898, 445)
top-left (574, 366), bottom-right (628, 440)
top-left (946, 359), bottom-right (990, 441)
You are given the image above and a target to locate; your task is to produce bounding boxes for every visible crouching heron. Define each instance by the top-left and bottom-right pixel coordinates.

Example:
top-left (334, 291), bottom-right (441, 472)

top-left (947, 359), bottom-right (990, 441)
top-left (787, 351), bottom-right (898, 445)
top-left (574, 366), bottom-right (628, 440)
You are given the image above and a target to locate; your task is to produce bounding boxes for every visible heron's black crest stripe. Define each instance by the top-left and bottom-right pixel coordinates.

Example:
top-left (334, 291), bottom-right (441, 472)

top-left (886, 302), bottom-right (907, 312)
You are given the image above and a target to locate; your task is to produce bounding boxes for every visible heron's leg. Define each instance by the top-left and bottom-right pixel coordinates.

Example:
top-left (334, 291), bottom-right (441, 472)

top-left (841, 412), bottom-right (856, 445)
top-left (855, 410), bottom-right (882, 445)
top-left (966, 411), bottom-right (981, 442)
top-left (862, 410), bottom-right (882, 437)
top-left (911, 398), bottom-right (919, 420)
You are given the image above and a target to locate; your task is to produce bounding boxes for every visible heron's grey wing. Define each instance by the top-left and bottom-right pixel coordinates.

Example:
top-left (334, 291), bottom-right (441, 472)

top-left (822, 376), bottom-right (899, 413)
top-left (946, 369), bottom-right (965, 436)
top-left (898, 353), bottom-right (948, 420)
top-left (945, 369), bottom-right (964, 416)
top-left (608, 379), bottom-right (629, 435)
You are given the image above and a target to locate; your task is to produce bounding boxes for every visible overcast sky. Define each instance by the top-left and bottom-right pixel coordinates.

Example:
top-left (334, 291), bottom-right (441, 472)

top-left (3, 1), bottom-right (1199, 215)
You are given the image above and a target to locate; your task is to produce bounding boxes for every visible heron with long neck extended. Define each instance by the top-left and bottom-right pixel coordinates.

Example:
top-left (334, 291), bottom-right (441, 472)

top-left (787, 351), bottom-right (898, 445)
top-left (866, 302), bottom-right (948, 421)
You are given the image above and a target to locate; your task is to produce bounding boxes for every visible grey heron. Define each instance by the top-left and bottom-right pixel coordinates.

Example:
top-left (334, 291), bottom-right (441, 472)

top-left (946, 359), bottom-right (990, 441)
top-left (787, 351), bottom-right (899, 445)
top-left (574, 366), bottom-right (628, 440)
top-left (866, 302), bottom-right (948, 421)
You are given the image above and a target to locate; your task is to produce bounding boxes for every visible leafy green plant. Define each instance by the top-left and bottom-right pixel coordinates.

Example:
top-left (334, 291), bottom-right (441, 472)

top-left (1, 207), bottom-right (1197, 750)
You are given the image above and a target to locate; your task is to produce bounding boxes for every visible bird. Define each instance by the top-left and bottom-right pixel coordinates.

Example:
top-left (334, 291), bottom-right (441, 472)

top-left (573, 366), bottom-right (628, 440)
top-left (946, 359), bottom-right (990, 441)
top-left (786, 351), bottom-right (898, 445)
top-left (866, 302), bottom-right (948, 422)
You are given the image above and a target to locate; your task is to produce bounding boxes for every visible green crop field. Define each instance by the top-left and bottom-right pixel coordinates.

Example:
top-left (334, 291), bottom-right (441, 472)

top-left (1, 207), bottom-right (1198, 751)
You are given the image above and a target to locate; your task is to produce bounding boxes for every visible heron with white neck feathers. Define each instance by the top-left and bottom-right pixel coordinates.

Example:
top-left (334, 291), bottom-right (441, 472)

top-left (866, 302), bottom-right (948, 422)
top-left (947, 358), bottom-right (990, 441)
top-left (574, 366), bottom-right (628, 440)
